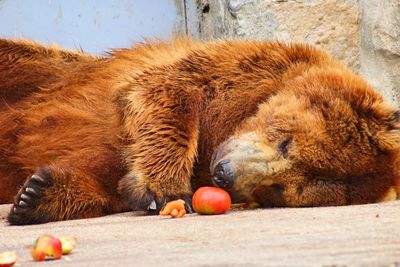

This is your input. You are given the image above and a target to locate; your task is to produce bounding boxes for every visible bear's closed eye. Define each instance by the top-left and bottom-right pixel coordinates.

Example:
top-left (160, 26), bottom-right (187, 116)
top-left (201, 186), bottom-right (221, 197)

top-left (279, 139), bottom-right (291, 158)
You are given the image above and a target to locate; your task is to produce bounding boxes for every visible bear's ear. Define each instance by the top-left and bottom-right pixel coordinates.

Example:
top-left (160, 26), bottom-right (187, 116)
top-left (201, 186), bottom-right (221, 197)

top-left (377, 110), bottom-right (400, 151)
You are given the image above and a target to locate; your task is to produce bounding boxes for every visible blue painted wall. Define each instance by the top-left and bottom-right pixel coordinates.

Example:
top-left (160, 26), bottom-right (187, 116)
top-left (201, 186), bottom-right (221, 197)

top-left (0, 0), bottom-right (184, 54)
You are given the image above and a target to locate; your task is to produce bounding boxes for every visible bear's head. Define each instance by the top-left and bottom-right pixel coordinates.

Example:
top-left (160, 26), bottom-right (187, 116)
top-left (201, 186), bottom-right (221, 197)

top-left (210, 67), bottom-right (400, 207)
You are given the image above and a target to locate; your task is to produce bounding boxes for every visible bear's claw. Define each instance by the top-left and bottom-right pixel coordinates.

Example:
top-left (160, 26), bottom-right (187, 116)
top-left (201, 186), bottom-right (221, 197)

top-left (31, 174), bottom-right (51, 185)
top-left (8, 169), bottom-right (53, 225)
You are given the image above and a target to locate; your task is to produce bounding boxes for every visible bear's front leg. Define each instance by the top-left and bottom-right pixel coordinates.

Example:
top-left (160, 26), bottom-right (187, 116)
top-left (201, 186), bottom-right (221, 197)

top-left (118, 82), bottom-right (201, 213)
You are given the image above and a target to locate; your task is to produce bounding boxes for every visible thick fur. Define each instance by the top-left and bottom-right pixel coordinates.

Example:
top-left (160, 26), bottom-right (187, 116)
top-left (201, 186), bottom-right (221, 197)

top-left (0, 38), bottom-right (398, 225)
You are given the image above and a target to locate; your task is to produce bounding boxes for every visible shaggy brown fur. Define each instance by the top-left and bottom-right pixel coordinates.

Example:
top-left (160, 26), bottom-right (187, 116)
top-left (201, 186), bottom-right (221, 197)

top-left (0, 38), bottom-right (398, 225)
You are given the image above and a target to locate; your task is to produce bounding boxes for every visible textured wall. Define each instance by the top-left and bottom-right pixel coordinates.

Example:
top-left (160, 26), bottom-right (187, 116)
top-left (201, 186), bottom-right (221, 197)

top-left (191, 0), bottom-right (399, 106)
top-left (358, 0), bottom-right (400, 105)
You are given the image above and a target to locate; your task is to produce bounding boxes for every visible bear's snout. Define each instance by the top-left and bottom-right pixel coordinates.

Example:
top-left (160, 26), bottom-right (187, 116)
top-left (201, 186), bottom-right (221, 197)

top-left (212, 159), bottom-right (235, 189)
top-left (210, 133), bottom-right (293, 202)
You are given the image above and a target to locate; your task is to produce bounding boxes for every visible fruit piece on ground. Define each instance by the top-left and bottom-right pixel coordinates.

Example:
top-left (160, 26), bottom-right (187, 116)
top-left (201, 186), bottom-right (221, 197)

top-left (31, 235), bottom-right (62, 261)
top-left (192, 186), bottom-right (231, 215)
top-left (159, 199), bottom-right (186, 218)
top-left (0, 251), bottom-right (16, 267)
top-left (60, 237), bottom-right (77, 255)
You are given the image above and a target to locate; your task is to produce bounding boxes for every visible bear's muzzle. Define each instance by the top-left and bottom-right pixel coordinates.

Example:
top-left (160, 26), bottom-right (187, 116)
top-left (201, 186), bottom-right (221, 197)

top-left (210, 132), bottom-right (292, 201)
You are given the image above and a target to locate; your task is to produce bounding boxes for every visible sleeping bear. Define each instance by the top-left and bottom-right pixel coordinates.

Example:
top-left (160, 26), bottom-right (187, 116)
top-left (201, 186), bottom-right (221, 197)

top-left (0, 38), bottom-right (398, 225)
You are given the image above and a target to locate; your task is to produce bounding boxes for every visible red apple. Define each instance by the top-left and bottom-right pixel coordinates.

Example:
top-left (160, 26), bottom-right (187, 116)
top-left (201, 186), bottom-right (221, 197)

top-left (31, 235), bottom-right (62, 261)
top-left (192, 186), bottom-right (231, 215)
top-left (0, 251), bottom-right (16, 267)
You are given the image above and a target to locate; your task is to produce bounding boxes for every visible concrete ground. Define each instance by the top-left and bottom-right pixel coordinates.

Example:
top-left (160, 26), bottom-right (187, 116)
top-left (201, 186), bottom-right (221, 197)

top-left (0, 201), bottom-right (399, 267)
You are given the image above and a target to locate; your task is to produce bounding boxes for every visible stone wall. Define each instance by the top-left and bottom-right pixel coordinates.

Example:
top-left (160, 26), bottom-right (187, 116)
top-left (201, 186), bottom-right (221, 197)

top-left (186, 0), bottom-right (400, 106)
top-left (358, 0), bottom-right (400, 105)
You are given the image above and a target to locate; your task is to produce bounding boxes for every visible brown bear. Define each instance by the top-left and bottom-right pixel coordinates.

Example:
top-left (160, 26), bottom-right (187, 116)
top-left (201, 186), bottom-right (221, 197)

top-left (0, 37), bottom-right (399, 225)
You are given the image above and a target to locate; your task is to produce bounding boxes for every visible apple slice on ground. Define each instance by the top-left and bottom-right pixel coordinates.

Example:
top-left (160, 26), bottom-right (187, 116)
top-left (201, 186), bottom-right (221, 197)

top-left (0, 251), bottom-right (16, 267)
top-left (60, 237), bottom-right (77, 254)
top-left (160, 199), bottom-right (186, 218)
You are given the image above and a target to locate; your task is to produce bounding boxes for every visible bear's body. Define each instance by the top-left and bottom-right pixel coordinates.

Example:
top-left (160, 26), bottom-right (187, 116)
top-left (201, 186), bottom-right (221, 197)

top-left (0, 38), bottom-right (398, 225)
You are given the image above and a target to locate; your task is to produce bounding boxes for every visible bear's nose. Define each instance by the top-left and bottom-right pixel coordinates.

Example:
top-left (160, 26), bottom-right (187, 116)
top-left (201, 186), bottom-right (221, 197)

top-left (212, 159), bottom-right (235, 189)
